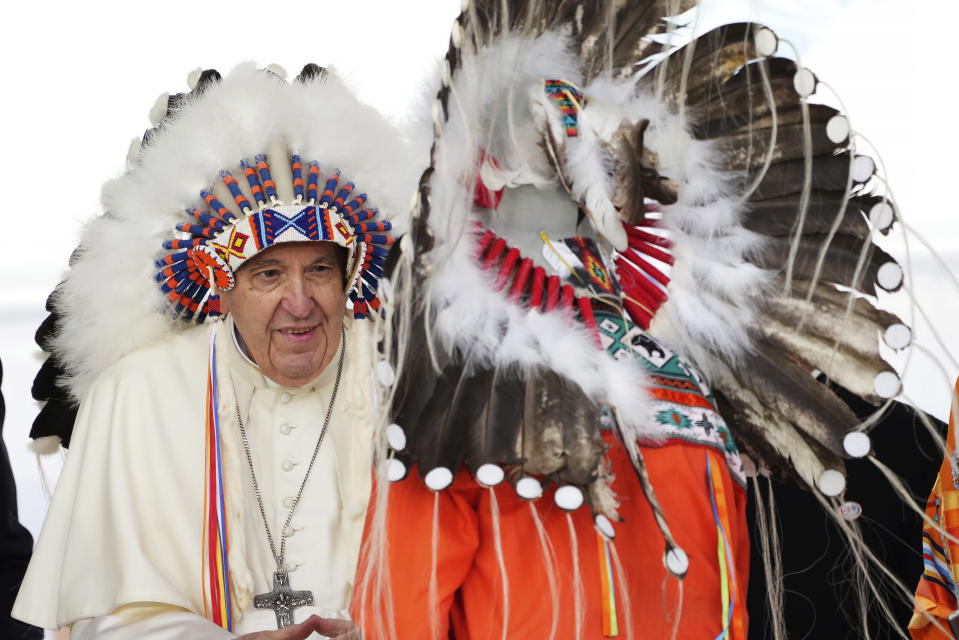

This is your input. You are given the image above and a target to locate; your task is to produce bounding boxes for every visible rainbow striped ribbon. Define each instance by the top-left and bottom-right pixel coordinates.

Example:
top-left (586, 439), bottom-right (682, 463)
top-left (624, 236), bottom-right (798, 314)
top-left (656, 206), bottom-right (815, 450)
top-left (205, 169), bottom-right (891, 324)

top-left (596, 531), bottom-right (619, 636)
top-left (706, 450), bottom-right (744, 640)
top-left (202, 327), bottom-right (232, 630)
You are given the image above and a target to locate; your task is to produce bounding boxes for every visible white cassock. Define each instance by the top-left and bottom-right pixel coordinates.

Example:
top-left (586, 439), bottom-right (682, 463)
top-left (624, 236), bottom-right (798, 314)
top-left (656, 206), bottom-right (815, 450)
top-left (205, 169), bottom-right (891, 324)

top-left (13, 316), bottom-right (376, 638)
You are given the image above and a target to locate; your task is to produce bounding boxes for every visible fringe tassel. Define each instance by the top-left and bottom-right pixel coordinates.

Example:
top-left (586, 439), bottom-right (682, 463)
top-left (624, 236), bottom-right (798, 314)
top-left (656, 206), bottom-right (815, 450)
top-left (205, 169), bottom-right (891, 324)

top-left (566, 514), bottom-right (585, 639)
top-left (202, 325), bottom-right (232, 630)
top-left (489, 489), bottom-right (510, 640)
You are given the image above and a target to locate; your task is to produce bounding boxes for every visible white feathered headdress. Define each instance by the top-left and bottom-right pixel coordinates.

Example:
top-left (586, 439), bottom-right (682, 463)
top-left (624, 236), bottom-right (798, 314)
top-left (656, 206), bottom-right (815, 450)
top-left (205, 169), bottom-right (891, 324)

top-left (31, 63), bottom-right (415, 446)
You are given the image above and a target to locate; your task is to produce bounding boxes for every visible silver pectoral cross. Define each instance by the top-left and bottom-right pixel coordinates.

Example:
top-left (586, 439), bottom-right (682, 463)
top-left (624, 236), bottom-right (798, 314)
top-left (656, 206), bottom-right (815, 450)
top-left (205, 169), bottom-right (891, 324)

top-left (253, 570), bottom-right (314, 629)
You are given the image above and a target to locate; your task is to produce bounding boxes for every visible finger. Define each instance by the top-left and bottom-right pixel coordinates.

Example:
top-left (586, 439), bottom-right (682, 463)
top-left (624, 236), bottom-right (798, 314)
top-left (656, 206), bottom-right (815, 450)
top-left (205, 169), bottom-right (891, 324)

top-left (314, 615), bottom-right (360, 637)
top-left (279, 615), bottom-right (325, 639)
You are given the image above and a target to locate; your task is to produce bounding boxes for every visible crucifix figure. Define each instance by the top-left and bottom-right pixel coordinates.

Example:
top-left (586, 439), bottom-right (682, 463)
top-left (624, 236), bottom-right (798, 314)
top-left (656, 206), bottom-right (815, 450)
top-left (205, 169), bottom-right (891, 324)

top-left (253, 570), bottom-right (315, 629)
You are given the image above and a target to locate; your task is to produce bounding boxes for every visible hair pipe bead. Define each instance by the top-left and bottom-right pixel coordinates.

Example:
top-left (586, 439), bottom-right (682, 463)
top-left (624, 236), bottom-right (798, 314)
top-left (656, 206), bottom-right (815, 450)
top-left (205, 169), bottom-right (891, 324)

top-left (342, 194), bottom-right (367, 215)
top-left (291, 155), bottom-right (304, 200)
top-left (241, 160), bottom-right (266, 205)
top-left (254, 155), bottom-right (277, 201)
top-left (306, 162), bottom-right (320, 203)
top-left (221, 173), bottom-right (254, 213)
top-left (333, 183), bottom-right (355, 210)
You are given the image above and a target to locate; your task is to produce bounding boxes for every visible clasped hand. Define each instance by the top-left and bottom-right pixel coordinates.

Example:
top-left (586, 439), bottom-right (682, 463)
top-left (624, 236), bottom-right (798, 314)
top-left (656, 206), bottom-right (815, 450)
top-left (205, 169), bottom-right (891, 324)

top-left (237, 614), bottom-right (360, 639)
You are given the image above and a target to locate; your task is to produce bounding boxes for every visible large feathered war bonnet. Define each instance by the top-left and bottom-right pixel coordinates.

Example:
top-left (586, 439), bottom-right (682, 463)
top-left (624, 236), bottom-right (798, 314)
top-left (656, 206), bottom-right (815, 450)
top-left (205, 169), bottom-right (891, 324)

top-left (151, 66), bottom-right (397, 324)
top-left (31, 62), bottom-right (411, 448)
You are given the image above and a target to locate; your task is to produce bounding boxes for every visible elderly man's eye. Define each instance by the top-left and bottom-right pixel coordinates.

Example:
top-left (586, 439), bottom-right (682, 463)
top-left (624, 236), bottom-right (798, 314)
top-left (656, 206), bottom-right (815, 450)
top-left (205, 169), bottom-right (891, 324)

top-left (255, 269), bottom-right (279, 279)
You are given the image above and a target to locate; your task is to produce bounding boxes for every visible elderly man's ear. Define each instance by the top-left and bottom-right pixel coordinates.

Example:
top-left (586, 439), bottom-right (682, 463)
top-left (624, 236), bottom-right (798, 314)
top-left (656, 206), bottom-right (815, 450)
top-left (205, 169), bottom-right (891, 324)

top-left (217, 289), bottom-right (231, 314)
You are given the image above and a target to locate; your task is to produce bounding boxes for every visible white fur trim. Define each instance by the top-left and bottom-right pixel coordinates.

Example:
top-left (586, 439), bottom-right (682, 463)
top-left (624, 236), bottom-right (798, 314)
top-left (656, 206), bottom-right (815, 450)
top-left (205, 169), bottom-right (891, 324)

top-left (28, 435), bottom-right (61, 456)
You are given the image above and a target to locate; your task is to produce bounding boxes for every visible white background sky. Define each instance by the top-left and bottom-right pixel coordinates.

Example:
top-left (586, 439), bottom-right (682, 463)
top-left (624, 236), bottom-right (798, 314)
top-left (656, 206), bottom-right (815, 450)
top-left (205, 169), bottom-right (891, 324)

top-left (2, 0), bottom-right (958, 568)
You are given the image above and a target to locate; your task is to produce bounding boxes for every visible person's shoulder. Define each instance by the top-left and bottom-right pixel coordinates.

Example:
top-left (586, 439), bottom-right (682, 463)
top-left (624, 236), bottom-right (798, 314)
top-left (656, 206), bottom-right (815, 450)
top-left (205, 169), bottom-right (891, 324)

top-left (91, 323), bottom-right (211, 393)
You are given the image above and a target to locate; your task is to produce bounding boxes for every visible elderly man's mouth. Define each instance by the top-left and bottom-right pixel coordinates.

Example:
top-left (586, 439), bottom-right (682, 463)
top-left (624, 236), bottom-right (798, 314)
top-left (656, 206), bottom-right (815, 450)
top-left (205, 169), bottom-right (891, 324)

top-left (277, 326), bottom-right (318, 341)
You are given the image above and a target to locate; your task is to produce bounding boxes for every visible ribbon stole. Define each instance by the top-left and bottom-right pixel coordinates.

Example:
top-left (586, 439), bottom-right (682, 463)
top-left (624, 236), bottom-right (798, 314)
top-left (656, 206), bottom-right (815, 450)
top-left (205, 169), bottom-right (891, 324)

top-left (202, 329), bottom-right (232, 630)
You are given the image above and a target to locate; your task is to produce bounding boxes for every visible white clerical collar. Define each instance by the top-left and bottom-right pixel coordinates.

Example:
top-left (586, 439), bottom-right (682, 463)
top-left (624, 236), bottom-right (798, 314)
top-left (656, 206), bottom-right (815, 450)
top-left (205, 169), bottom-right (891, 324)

top-left (231, 321), bottom-right (264, 370)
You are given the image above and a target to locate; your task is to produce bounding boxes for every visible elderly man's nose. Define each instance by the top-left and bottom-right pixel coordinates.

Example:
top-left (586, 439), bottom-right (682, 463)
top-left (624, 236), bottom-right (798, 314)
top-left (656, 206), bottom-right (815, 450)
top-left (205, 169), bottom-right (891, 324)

top-left (282, 278), bottom-right (315, 316)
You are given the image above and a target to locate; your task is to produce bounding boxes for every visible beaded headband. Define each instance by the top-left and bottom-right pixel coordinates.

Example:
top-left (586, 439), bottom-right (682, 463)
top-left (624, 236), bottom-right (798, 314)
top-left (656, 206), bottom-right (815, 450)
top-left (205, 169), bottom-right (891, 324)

top-left (154, 154), bottom-right (393, 323)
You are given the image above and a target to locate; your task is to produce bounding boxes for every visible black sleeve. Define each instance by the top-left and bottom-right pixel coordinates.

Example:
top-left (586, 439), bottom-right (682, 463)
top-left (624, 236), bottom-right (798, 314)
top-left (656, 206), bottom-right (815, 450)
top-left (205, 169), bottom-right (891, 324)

top-left (0, 358), bottom-right (44, 639)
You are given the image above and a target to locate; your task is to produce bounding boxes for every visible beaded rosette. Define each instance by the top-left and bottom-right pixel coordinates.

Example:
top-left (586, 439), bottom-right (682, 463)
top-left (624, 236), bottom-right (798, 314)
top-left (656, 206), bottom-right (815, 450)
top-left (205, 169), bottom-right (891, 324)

top-left (155, 154), bottom-right (392, 322)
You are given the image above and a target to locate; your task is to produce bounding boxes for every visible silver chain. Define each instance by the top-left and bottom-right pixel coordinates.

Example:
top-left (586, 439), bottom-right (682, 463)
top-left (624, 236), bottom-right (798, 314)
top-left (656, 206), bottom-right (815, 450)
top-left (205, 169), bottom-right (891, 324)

top-left (234, 326), bottom-right (345, 571)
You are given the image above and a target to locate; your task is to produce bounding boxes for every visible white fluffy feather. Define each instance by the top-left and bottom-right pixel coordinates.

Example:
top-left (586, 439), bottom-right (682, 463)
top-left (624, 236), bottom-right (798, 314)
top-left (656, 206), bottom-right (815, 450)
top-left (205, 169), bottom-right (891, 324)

top-left (421, 35), bottom-right (660, 439)
top-left (420, 30), bottom-right (771, 439)
top-left (607, 81), bottom-right (772, 377)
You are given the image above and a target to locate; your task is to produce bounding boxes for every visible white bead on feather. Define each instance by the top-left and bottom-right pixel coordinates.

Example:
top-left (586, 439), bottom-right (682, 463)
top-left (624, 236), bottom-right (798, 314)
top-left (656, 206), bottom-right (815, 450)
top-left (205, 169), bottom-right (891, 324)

top-left (792, 68), bottom-right (817, 97)
top-left (387, 457), bottom-right (407, 482)
top-left (842, 431), bottom-right (871, 458)
top-left (386, 423), bottom-right (407, 451)
top-left (553, 485), bottom-right (584, 511)
top-left (883, 323), bottom-right (911, 350)
top-left (664, 547), bottom-right (689, 578)
top-left (817, 469), bottom-right (846, 497)
top-left (754, 27), bottom-right (779, 57)
top-left (475, 463), bottom-right (505, 487)
top-left (876, 262), bottom-right (903, 291)
top-left (515, 477), bottom-right (543, 500)
top-left (594, 514), bottom-right (616, 539)
top-left (869, 202), bottom-right (895, 231)
top-left (851, 155), bottom-right (876, 183)
top-left (825, 114), bottom-right (850, 143)
top-left (873, 370), bottom-right (901, 398)
top-left (424, 466), bottom-right (454, 490)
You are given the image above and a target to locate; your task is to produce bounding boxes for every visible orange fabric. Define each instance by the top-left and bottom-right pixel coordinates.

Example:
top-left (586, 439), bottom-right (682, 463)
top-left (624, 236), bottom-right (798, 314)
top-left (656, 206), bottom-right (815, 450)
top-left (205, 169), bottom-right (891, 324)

top-left (909, 380), bottom-right (959, 639)
top-left (353, 436), bottom-right (749, 639)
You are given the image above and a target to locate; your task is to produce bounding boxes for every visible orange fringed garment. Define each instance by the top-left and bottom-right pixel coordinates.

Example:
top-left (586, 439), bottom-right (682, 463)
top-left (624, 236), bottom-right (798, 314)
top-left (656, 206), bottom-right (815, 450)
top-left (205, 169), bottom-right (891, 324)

top-left (352, 436), bottom-right (749, 640)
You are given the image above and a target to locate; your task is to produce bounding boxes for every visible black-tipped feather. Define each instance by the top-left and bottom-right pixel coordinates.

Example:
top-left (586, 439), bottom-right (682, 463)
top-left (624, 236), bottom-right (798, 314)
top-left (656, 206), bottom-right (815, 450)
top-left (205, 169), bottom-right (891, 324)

top-left (409, 354), bottom-right (489, 475)
top-left (466, 370), bottom-right (526, 473)
top-left (760, 233), bottom-right (893, 295)
top-left (734, 341), bottom-right (860, 458)
top-left (391, 313), bottom-right (446, 441)
top-left (746, 154), bottom-right (856, 201)
top-left (742, 192), bottom-right (871, 240)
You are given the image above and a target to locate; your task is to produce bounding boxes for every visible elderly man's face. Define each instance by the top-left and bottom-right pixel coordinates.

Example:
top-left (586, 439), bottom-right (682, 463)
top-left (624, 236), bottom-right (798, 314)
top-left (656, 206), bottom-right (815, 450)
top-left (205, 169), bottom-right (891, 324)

top-left (220, 242), bottom-right (346, 387)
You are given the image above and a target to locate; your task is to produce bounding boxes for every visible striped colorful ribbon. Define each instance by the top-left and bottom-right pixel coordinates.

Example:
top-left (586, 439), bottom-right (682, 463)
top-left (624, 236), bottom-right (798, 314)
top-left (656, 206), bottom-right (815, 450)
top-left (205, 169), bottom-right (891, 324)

top-left (596, 531), bottom-right (619, 636)
top-left (202, 327), bottom-right (232, 630)
top-left (706, 450), bottom-right (744, 640)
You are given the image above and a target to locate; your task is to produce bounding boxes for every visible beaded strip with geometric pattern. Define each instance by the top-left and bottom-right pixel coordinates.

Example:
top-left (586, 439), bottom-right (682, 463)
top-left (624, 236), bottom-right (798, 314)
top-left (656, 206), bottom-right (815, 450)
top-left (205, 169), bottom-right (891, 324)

top-left (154, 154), bottom-right (393, 323)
